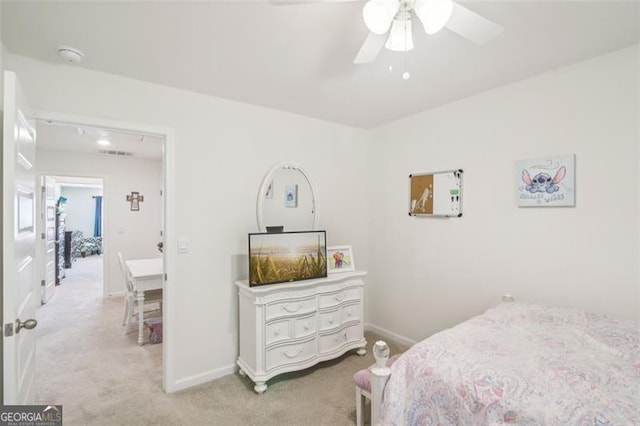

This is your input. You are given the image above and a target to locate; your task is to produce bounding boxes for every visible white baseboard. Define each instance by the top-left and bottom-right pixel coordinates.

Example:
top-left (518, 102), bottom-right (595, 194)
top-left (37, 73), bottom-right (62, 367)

top-left (166, 328), bottom-right (411, 393)
top-left (170, 363), bottom-right (237, 392)
top-left (364, 323), bottom-right (417, 348)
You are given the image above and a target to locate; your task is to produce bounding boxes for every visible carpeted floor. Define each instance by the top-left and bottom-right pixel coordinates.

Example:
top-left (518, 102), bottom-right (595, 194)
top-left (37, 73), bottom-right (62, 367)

top-left (35, 255), bottom-right (407, 425)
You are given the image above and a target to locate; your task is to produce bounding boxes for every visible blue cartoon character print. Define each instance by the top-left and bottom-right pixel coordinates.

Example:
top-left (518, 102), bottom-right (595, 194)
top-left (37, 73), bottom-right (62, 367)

top-left (522, 166), bottom-right (566, 194)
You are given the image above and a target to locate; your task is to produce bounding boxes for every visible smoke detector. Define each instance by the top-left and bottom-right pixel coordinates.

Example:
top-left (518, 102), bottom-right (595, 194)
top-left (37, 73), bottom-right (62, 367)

top-left (57, 46), bottom-right (84, 64)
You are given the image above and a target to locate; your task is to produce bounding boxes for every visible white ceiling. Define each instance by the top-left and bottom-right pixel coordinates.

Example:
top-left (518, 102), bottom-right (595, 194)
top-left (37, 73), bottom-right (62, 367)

top-left (2, 1), bottom-right (639, 129)
top-left (50, 175), bottom-right (104, 188)
top-left (37, 121), bottom-right (164, 160)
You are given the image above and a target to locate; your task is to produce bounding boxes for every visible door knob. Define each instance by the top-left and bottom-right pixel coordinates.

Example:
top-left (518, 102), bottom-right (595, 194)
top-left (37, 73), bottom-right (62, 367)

top-left (16, 318), bottom-right (37, 334)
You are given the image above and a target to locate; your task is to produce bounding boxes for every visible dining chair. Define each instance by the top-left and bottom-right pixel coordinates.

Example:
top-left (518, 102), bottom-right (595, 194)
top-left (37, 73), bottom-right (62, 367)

top-left (117, 252), bottom-right (163, 335)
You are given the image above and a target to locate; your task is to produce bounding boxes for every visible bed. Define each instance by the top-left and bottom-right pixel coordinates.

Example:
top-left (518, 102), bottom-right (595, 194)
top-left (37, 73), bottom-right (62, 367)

top-left (372, 301), bottom-right (639, 425)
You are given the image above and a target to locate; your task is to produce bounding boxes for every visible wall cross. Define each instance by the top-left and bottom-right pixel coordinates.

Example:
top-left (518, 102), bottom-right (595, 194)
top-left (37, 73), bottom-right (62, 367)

top-left (126, 191), bottom-right (144, 211)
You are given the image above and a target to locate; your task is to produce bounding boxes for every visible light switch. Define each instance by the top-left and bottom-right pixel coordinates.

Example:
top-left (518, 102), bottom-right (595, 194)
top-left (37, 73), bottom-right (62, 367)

top-left (178, 237), bottom-right (189, 253)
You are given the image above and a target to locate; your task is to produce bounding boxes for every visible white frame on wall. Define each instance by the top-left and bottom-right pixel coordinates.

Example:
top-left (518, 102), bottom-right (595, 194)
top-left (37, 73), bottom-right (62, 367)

top-left (255, 160), bottom-right (319, 232)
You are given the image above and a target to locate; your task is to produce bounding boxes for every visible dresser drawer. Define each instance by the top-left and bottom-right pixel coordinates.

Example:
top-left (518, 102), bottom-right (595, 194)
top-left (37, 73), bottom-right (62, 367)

top-left (265, 338), bottom-right (317, 371)
top-left (318, 287), bottom-right (361, 309)
top-left (318, 309), bottom-right (340, 332)
top-left (319, 302), bottom-right (361, 331)
top-left (293, 314), bottom-right (316, 339)
top-left (266, 296), bottom-right (316, 321)
top-left (265, 319), bottom-right (290, 346)
top-left (318, 323), bottom-right (362, 354)
top-left (341, 302), bottom-right (360, 324)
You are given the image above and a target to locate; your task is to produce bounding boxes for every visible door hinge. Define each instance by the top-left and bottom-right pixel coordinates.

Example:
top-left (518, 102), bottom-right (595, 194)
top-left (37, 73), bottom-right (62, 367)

top-left (41, 279), bottom-right (46, 287)
top-left (41, 186), bottom-right (47, 220)
top-left (41, 232), bottom-right (46, 240)
top-left (4, 323), bottom-right (14, 337)
top-left (164, 273), bottom-right (168, 281)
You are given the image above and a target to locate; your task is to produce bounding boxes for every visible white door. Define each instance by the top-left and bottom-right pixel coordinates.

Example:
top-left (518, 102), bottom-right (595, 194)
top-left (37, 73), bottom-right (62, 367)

top-left (3, 71), bottom-right (38, 404)
top-left (42, 176), bottom-right (57, 304)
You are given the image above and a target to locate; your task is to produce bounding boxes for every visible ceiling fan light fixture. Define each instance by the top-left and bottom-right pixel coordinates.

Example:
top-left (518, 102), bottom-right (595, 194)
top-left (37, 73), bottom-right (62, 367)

top-left (385, 19), bottom-right (414, 52)
top-left (363, 0), bottom-right (400, 35)
top-left (415, 0), bottom-right (454, 35)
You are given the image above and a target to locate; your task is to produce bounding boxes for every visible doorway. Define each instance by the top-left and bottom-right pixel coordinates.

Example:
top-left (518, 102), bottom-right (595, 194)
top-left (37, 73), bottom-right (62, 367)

top-left (32, 115), bottom-right (173, 408)
top-left (41, 175), bottom-right (105, 302)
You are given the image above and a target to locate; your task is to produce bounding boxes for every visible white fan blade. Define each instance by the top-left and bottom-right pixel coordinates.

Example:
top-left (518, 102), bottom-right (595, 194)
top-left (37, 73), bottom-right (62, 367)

top-left (445, 3), bottom-right (503, 45)
top-left (353, 32), bottom-right (387, 64)
top-left (269, 0), bottom-right (358, 4)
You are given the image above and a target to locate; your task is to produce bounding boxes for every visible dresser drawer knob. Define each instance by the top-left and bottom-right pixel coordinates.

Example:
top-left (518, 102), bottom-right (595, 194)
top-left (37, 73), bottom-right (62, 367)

top-left (328, 316), bottom-right (334, 324)
top-left (274, 329), bottom-right (280, 336)
top-left (282, 348), bottom-right (303, 359)
top-left (335, 294), bottom-right (345, 302)
top-left (346, 310), bottom-right (352, 317)
top-left (303, 323), bottom-right (309, 331)
top-left (282, 303), bottom-right (303, 313)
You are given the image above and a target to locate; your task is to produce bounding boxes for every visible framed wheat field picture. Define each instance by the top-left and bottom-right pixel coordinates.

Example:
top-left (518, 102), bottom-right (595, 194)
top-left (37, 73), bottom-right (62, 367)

top-left (327, 245), bottom-right (355, 273)
top-left (248, 230), bottom-right (327, 286)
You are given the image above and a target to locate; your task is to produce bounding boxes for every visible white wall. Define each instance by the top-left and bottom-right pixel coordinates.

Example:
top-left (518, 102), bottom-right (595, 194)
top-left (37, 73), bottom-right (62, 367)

top-left (7, 44), bottom-right (637, 393)
top-left (38, 150), bottom-right (162, 295)
top-left (60, 186), bottom-right (104, 238)
top-left (366, 46), bottom-right (639, 342)
top-left (0, 1), bottom-right (4, 104)
top-left (8, 53), bottom-right (370, 390)
top-left (0, 1), bottom-right (4, 404)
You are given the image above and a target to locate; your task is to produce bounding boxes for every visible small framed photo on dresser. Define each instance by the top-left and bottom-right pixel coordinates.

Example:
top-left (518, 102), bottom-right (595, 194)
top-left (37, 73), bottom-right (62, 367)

top-left (327, 245), bottom-right (355, 273)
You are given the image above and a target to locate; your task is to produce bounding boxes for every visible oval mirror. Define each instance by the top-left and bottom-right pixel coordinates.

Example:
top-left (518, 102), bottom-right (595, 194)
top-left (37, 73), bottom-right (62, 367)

top-left (256, 161), bottom-right (319, 232)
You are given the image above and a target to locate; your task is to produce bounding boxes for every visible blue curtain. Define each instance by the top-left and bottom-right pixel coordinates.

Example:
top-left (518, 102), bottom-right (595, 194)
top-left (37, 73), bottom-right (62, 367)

top-left (93, 196), bottom-right (103, 237)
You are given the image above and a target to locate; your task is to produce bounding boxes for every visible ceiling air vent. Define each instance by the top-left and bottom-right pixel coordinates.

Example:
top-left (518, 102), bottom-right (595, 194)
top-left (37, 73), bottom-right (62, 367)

top-left (98, 149), bottom-right (133, 157)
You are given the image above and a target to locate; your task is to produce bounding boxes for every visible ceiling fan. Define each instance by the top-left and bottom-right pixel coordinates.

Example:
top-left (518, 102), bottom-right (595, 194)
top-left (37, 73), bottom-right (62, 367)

top-left (270, 0), bottom-right (503, 64)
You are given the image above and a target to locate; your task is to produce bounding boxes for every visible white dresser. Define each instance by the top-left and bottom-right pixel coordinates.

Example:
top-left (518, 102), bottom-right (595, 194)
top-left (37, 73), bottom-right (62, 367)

top-left (235, 270), bottom-right (367, 393)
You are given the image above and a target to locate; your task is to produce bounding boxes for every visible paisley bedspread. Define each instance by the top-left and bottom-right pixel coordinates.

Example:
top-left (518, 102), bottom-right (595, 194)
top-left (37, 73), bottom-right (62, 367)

top-left (380, 302), bottom-right (639, 425)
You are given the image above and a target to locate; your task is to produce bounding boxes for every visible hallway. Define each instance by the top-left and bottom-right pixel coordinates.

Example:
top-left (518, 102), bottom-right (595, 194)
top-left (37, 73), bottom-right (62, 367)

top-left (34, 255), bottom-right (163, 423)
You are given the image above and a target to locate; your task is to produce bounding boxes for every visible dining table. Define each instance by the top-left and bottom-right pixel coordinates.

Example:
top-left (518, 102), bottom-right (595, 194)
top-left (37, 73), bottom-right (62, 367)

top-left (125, 257), bottom-right (163, 345)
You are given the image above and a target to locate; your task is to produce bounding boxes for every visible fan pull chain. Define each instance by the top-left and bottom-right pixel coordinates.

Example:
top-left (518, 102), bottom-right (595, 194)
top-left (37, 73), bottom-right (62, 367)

top-left (402, 18), bottom-right (410, 80)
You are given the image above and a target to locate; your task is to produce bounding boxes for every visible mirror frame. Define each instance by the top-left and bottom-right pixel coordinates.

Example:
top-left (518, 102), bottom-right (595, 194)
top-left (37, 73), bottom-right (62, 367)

top-left (256, 161), bottom-right (319, 232)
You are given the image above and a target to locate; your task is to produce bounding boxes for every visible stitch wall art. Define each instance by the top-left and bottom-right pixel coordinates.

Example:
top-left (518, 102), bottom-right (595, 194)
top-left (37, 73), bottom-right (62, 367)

top-left (516, 155), bottom-right (575, 207)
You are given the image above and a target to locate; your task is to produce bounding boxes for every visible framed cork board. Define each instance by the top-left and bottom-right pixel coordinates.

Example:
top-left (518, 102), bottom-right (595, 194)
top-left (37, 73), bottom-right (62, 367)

top-left (409, 169), bottom-right (463, 217)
